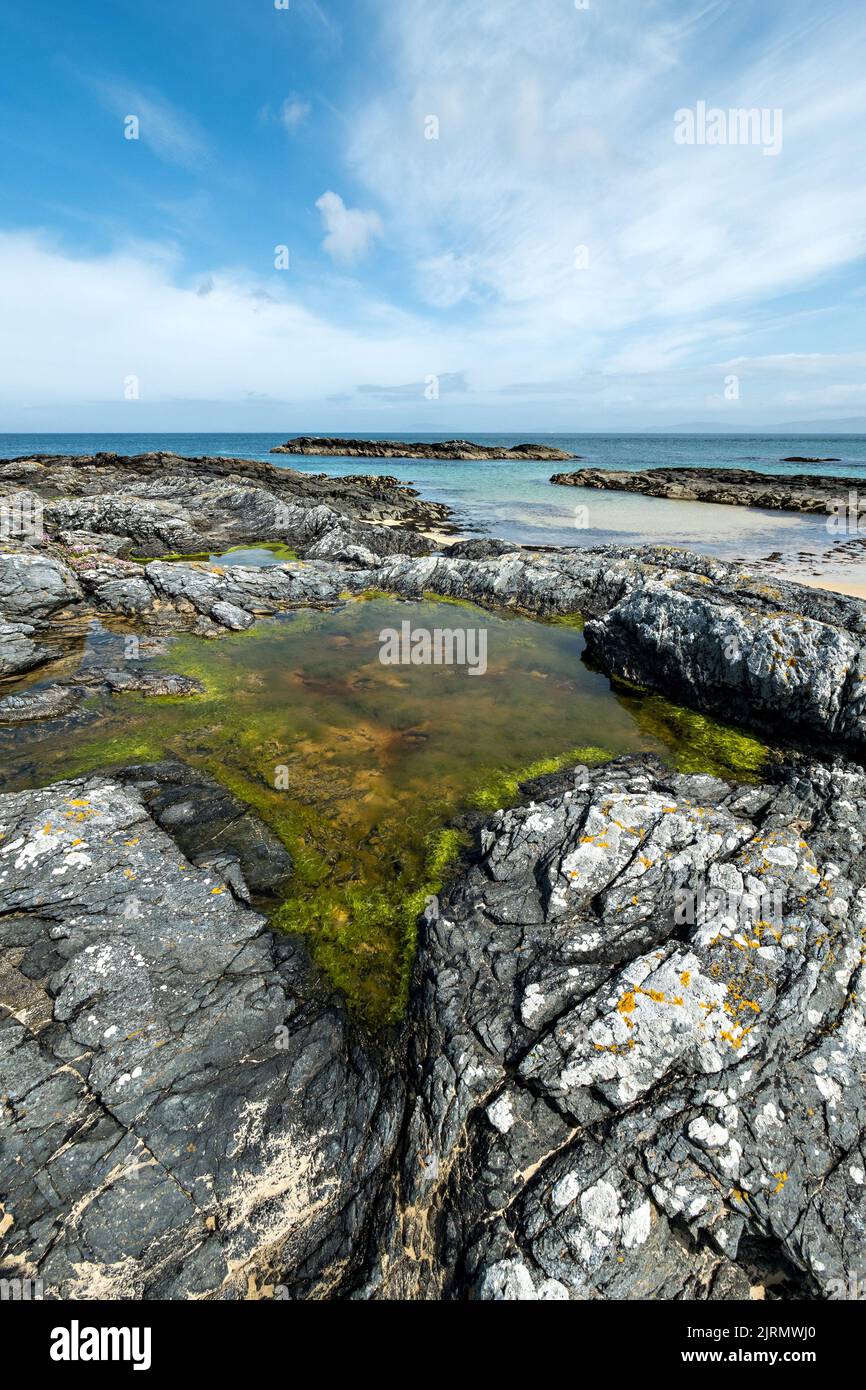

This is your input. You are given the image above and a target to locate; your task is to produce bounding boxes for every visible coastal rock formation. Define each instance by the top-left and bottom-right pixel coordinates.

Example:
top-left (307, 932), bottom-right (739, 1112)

top-left (3, 491), bottom-right (866, 758)
top-left (550, 464), bottom-right (859, 515)
top-left (0, 450), bottom-right (453, 556)
top-left (373, 545), bottom-right (866, 758)
top-left (3, 450), bottom-right (866, 1301)
top-left (2, 752), bottom-right (864, 1299)
top-left (272, 436), bottom-right (577, 462)
top-left (372, 752), bottom-right (866, 1300)
top-left (0, 773), bottom-right (399, 1299)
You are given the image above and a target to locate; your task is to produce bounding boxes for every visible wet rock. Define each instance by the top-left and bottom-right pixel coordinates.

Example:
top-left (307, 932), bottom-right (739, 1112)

top-left (112, 761), bottom-right (293, 897)
top-left (0, 683), bottom-right (88, 724)
top-left (102, 670), bottom-right (206, 697)
top-left (0, 620), bottom-right (59, 678)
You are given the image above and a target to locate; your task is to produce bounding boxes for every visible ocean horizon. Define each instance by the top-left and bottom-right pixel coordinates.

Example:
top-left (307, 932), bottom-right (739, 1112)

top-left (4, 429), bottom-right (865, 559)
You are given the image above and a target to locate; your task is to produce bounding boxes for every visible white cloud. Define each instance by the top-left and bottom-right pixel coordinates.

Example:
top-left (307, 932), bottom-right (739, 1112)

top-left (0, 228), bottom-right (863, 430)
top-left (280, 96), bottom-right (311, 133)
top-left (315, 191), bottom-right (383, 265)
top-left (344, 0), bottom-right (866, 374)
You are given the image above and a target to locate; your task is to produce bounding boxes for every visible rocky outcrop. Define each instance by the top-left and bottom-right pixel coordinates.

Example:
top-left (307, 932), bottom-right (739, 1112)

top-left (3, 752), bottom-right (865, 1299)
top-left (0, 772), bottom-right (399, 1299)
top-left (0, 450), bottom-right (453, 556)
top-left (272, 436), bottom-right (577, 462)
top-left (0, 553), bottom-right (82, 622)
top-left (372, 545), bottom-right (866, 758)
top-left (550, 464), bottom-right (860, 515)
top-left (369, 752), bottom-right (866, 1300)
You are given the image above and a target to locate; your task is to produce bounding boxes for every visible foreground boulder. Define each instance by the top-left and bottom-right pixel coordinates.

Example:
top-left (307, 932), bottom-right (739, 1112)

top-left (368, 753), bottom-right (866, 1300)
top-left (2, 752), bottom-right (865, 1300)
top-left (0, 774), bottom-right (400, 1299)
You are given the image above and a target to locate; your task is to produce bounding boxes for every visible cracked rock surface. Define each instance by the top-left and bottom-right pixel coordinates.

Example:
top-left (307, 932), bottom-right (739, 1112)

top-left (0, 774), bottom-right (399, 1299)
top-left (367, 753), bottom-right (866, 1300)
top-left (2, 753), bottom-right (865, 1299)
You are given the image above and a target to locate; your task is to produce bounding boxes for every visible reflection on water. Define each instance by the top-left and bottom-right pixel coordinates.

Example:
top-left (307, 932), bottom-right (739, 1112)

top-left (0, 597), bottom-right (773, 1023)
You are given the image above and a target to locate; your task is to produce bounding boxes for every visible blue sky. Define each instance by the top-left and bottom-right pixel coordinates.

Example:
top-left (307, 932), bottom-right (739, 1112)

top-left (0, 0), bottom-right (864, 432)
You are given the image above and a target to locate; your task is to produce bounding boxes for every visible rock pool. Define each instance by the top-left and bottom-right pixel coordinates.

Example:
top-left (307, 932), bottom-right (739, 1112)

top-left (0, 594), bottom-right (771, 1022)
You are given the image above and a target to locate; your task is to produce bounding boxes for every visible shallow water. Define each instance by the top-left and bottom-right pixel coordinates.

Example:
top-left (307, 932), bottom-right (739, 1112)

top-left (0, 595), bottom-right (772, 1022)
top-left (3, 429), bottom-right (865, 560)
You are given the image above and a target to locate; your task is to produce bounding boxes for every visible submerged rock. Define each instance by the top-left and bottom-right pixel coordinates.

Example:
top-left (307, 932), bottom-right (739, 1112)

top-left (112, 761), bottom-right (293, 897)
top-left (102, 669), bottom-right (206, 697)
top-left (0, 683), bottom-right (88, 724)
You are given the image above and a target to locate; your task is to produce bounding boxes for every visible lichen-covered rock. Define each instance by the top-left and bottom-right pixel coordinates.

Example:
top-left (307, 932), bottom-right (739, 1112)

top-left (2, 753), bottom-right (865, 1300)
top-left (370, 753), bottom-right (866, 1301)
top-left (0, 773), bottom-right (399, 1299)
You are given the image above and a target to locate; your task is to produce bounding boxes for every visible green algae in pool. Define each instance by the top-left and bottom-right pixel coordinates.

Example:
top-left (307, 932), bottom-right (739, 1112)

top-left (0, 597), bottom-right (772, 1024)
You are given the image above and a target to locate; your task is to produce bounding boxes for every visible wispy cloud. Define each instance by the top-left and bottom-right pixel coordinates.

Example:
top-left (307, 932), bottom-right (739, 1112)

top-left (91, 78), bottom-right (210, 169)
top-left (345, 0), bottom-right (866, 388)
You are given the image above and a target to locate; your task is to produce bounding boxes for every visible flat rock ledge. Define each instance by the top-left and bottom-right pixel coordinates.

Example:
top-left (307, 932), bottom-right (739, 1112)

top-left (550, 465), bottom-right (861, 515)
top-left (272, 436), bottom-right (576, 461)
top-left (2, 752), bottom-right (864, 1299)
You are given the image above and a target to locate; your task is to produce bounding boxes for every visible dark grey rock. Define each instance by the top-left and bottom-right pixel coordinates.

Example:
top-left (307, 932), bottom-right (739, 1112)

top-left (0, 771), bottom-right (397, 1300)
top-left (550, 464), bottom-right (858, 515)
top-left (369, 753), bottom-right (866, 1300)
top-left (2, 752), bottom-right (865, 1300)
top-left (0, 553), bottom-right (82, 621)
top-left (102, 669), bottom-right (205, 697)
top-left (272, 436), bottom-right (576, 462)
top-left (0, 620), bottom-right (59, 678)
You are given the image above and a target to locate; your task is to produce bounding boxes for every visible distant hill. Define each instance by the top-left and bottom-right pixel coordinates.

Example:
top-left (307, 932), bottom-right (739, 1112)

top-left (649, 418), bottom-right (866, 434)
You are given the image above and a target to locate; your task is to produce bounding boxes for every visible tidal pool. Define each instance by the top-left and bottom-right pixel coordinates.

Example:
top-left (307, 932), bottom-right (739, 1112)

top-left (0, 595), bottom-right (772, 1023)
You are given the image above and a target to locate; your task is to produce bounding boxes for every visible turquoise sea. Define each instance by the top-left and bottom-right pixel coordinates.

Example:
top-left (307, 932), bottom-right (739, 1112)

top-left (2, 431), bottom-right (865, 564)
